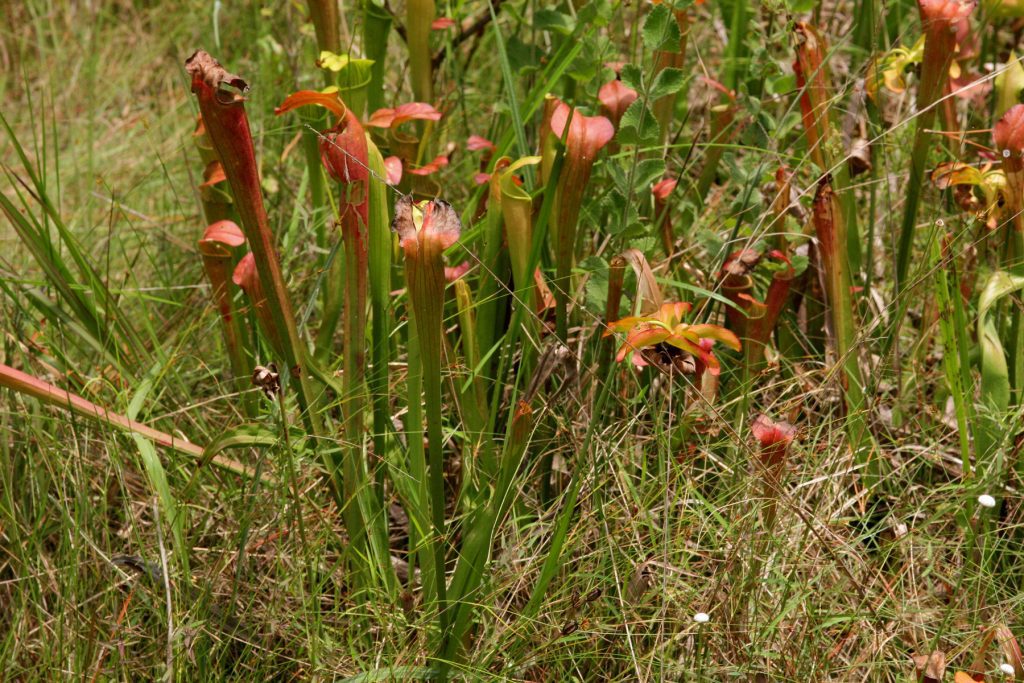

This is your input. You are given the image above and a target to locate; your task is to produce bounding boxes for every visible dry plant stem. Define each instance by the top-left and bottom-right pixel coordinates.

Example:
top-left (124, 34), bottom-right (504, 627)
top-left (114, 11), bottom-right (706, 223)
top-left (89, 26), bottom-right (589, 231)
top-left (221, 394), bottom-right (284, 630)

top-left (407, 0), bottom-right (435, 105)
top-left (0, 363), bottom-right (253, 478)
top-left (307, 0), bottom-right (340, 53)
top-left (186, 51), bottom-right (325, 439)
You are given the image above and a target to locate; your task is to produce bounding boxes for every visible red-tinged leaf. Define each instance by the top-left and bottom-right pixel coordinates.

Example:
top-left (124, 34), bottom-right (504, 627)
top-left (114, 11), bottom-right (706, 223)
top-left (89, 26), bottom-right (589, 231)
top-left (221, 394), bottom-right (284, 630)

top-left (274, 89), bottom-right (347, 120)
top-left (232, 252), bottom-right (258, 291)
top-left (319, 110), bottom-right (370, 227)
top-left (919, 0), bottom-right (975, 26)
top-left (408, 154), bottom-right (449, 176)
top-left (201, 161), bottom-right (228, 187)
top-left (366, 102), bottom-right (443, 128)
top-left (444, 260), bottom-right (471, 282)
top-left (383, 156), bottom-right (403, 185)
top-left (467, 134), bottom-right (496, 151)
top-left (686, 324), bottom-right (742, 351)
top-left (431, 17), bottom-right (456, 29)
top-left (473, 172), bottom-right (491, 185)
top-left (199, 220), bottom-right (246, 256)
top-left (392, 196), bottom-right (462, 252)
top-left (616, 325), bottom-right (671, 362)
top-left (996, 104), bottom-right (1024, 175)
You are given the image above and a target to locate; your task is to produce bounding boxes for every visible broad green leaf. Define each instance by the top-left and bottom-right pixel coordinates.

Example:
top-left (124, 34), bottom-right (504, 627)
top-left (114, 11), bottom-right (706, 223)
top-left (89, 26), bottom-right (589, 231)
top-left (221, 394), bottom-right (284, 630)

top-left (617, 100), bottom-right (660, 146)
top-left (204, 424), bottom-right (281, 457)
top-left (534, 9), bottom-right (575, 35)
top-left (975, 270), bottom-right (1024, 466)
top-left (133, 434), bottom-right (188, 575)
top-left (620, 63), bottom-right (644, 92)
top-left (995, 53), bottom-right (1024, 119)
top-left (649, 67), bottom-right (687, 100)
top-left (642, 4), bottom-right (681, 53)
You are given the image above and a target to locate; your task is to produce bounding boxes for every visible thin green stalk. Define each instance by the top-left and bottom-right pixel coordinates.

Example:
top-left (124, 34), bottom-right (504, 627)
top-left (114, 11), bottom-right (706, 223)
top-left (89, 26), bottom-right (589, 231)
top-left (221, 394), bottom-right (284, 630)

top-left (722, 0), bottom-right (748, 92)
top-left (367, 140), bottom-right (393, 489)
top-left (453, 280), bottom-right (493, 482)
top-left (932, 233), bottom-right (973, 477)
top-left (363, 1), bottom-right (393, 114)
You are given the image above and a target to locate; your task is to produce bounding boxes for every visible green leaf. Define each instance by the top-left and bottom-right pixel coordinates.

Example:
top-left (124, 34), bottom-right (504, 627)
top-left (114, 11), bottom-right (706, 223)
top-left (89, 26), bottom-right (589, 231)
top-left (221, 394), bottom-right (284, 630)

top-left (633, 158), bottom-right (667, 192)
top-left (568, 35), bottom-right (607, 82)
top-left (576, 0), bottom-right (614, 26)
top-left (785, 0), bottom-right (817, 12)
top-left (534, 9), bottom-right (575, 35)
top-left (649, 67), bottom-right (687, 100)
top-left (204, 424), bottom-right (281, 456)
top-left (617, 100), bottom-right (660, 146)
top-left (975, 270), bottom-right (1024, 464)
top-left (506, 35), bottom-right (543, 74)
top-left (133, 435), bottom-right (187, 574)
top-left (341, 667), bottom-right (434, 683)
top-left (582, 255), bottom-right (611, 315)
top-left (620, 63), bottom-right (644, 92)
top-left (642, 4), bottom-right (681, 53)
top-left (995, 53), bottom-right (1024, 120)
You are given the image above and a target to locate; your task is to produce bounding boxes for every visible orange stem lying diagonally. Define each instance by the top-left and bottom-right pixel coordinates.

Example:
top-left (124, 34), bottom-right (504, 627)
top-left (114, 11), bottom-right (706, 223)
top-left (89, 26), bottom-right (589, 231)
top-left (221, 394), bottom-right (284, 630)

top-left (0, 363), bottom-right (254, 478)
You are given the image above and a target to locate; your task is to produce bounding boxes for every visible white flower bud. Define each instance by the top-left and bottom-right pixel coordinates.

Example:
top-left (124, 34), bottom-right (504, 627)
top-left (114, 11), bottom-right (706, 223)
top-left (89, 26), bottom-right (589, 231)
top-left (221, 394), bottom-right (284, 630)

top-left (978, 494), bottom-right (997, 509)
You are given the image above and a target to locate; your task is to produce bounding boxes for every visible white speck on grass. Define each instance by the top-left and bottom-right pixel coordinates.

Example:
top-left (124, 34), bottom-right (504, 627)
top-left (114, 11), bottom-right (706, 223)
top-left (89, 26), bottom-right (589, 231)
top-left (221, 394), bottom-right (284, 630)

top-left (1000, 663), bottom-right (1015, 676)
top-left (693, 612), bottom-right (710, 624)
top-left (978, 494), bottom-right (997, 509)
